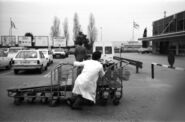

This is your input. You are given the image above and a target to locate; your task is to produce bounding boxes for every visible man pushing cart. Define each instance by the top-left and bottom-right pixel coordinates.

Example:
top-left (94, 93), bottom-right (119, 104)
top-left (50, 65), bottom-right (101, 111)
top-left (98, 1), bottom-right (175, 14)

top-left (7, 51), bottom-right (130, 109)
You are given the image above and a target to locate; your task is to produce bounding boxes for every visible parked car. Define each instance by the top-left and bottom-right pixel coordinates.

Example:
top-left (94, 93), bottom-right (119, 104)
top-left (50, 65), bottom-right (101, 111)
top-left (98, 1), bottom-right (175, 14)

top-left (68, 48), bottom-right (75, 55)
top-left (64, 49), bottom-right (69, 57)
top-left (0, 48), bottom-right (9, 55)
top-left (0, 50), bottom-right (12, 69)
top-left (138, 47), bottom-right (152, 54)
top-left (38, 49), bottom-right (53, 65)
top-left (52, 48), bottom-right (67, 58)
top-left (8, 47), bottom-right (26, 62)
top-left (12, 50), bottom-right (48, 74)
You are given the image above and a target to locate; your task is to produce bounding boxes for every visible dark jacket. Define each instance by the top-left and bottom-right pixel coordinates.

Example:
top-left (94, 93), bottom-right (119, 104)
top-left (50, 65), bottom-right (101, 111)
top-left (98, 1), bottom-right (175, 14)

top-left (75, 45), bottom-right (87, 62)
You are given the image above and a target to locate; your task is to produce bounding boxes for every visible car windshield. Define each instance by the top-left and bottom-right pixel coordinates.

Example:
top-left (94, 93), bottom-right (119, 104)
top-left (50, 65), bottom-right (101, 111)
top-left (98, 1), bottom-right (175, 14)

top-left (9, 49), bottom-right (20, 53)
top-left (0, 51), bottom-right (6, 57)
top-left (15, 51), bottom-right (37, 58)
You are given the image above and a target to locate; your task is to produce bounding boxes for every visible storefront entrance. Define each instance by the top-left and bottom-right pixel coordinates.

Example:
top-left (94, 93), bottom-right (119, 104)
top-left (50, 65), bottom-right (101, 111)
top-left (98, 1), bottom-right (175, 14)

top-left (159, 41), bottom-right (169, 54)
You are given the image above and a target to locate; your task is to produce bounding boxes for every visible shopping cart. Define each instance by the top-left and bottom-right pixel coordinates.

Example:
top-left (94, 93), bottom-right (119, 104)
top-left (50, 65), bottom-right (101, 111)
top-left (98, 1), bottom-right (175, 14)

top-left (7, 63), bottom-right (77, 106)
top-left (7, 59), bottom-right (130, 107)
top-left (96, 59), bottom-right (130, 105)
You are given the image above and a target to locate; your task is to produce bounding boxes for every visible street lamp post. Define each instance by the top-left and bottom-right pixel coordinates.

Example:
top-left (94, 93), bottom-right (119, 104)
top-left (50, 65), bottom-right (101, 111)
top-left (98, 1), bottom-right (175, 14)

top-left (120, 43), bottom-right (124, 58)
top-left (100, 27), bottom-right (102, 41)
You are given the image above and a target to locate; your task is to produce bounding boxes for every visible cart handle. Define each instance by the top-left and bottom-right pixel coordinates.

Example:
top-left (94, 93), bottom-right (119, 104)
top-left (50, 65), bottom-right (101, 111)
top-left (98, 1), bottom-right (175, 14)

top-left (54, 63), bottom-right (73, 69)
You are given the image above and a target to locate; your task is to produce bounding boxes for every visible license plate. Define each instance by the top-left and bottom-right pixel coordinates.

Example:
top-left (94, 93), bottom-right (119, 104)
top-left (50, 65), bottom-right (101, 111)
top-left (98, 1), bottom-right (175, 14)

top-left (22, 60), bottom-right (30, 64)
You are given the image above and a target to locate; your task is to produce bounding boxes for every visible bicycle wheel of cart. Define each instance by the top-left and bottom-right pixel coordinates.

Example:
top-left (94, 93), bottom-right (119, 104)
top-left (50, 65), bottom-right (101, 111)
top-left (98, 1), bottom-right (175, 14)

top-left (40, 93), bottom-right (48, 104)
top-left (41, 97), bottom-right (48, 104)
top-left (27, 97), bottom-right (36, 103)
top-left (49, 99), bottom-right (58, 107)
top-left (99, 98), bottom-right (108, 106)
top-left (14, 97), bottom-right (22, 105)
top-left (112, 98), bottom-right (120, 105)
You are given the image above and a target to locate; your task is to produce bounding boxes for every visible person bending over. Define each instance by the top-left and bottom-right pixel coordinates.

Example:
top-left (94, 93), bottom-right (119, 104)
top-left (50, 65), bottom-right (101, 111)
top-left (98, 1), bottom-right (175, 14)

top-left (68, 51), bottom-right (105, 110)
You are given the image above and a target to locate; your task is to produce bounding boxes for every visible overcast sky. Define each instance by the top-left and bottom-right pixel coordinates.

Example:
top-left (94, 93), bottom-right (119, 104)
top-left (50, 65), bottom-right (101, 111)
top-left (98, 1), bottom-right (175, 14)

top-left (0, 0), bottom-right (185, 44)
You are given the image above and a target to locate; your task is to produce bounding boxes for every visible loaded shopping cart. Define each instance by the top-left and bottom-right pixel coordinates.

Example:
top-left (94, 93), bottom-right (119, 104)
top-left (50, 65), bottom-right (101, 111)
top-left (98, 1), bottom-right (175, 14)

top-left (96, 59), bottom-right (130, 105)
top-left (7, 63), bottom-right (77, 107)
top-left (7, 58), bottom-right (130, 107)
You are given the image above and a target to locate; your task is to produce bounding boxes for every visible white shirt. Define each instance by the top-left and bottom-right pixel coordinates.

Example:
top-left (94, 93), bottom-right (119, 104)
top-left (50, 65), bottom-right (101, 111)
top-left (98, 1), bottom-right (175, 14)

top-left (72, 60), bottom-right (105, 103)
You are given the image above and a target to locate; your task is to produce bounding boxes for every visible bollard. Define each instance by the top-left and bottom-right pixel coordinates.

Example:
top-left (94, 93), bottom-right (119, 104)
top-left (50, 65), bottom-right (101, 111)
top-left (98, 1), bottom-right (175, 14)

top-left (151, 63), bottom-right (154, 79)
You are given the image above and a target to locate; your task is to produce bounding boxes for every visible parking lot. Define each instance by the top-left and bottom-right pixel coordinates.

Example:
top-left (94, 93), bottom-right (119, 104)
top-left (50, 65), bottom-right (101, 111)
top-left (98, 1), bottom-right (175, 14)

top-left (0, 53), bottom-right (185, 121)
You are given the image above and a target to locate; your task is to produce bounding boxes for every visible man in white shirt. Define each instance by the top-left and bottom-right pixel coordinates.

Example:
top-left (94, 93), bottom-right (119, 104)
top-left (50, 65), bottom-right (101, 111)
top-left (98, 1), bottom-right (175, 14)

top-left (68, 51), bottom-right (105, 110)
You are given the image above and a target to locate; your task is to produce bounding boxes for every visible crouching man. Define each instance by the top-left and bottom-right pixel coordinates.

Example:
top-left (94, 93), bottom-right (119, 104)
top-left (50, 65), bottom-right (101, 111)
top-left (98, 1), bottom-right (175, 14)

top-left (67, 51), bottom-right (105, 110)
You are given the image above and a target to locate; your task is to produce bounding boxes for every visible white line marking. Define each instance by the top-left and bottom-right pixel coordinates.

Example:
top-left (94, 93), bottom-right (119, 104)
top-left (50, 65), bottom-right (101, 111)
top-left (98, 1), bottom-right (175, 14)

top-left (0, 70), bottom-right (12, 76)
top-left (44, 72), bottom-right (50, 77)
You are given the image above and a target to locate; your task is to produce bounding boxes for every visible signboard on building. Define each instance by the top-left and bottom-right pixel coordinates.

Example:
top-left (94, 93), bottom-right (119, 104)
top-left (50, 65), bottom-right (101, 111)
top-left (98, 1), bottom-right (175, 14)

top-left (0, 36), bottom-right (16, 46)
top-left (18, 36), bottom-right (31, 46)
top-left (53, 37), bottom-right (66, 47)
top-left (35, 36), bottom-right (49, 47)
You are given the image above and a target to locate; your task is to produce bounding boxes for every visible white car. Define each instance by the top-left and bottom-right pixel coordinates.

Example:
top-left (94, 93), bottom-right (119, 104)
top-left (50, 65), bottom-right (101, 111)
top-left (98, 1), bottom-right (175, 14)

top-left (8, 47), bottom-right (26, 62)
top-left (0, 50), bottom-right (12, 69)
top-left (38, 49), bottom-right (53, 65)
top-left (52, 48), bottom-right (67, 58)
top-left (12, 50), bottom-right (48, 74)
top-left (0, 48), bottom-right (9, 55)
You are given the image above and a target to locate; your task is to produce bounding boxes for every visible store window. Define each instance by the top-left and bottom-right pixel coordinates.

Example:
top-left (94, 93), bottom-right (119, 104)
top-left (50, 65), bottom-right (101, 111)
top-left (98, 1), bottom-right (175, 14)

top-left (170, 20), bottom-right (176, 32)
top-left (177, 12), bottom-right (183, 31)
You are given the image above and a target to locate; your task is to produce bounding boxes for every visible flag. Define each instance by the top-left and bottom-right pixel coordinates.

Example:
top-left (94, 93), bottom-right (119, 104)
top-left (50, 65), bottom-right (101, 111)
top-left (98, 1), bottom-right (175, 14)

top-left (10, 19), bottom-right (16, 29)
top-left (133, 21), bottom-right (139, 29)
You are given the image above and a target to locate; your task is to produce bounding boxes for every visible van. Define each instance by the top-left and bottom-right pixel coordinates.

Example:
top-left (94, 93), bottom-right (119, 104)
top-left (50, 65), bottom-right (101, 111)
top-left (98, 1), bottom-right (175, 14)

top-left (93, 41), bottom-right (114, 64)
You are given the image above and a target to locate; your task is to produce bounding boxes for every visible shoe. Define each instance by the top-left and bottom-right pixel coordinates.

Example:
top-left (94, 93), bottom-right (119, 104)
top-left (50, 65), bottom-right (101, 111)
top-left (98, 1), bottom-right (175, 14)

top-left (66, 95), bottom-right (77, 106)
top-left (71, 96), bottom-right (83, 110)
top-left (83, 99), bottom-right (94, 106)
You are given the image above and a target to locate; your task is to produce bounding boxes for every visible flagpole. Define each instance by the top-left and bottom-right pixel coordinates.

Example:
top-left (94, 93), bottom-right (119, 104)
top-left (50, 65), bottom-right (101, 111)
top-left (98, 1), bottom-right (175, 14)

top-left (132, 20), bottom-right (134, 41)
top-left (9, 18), bottom-right (12, 47)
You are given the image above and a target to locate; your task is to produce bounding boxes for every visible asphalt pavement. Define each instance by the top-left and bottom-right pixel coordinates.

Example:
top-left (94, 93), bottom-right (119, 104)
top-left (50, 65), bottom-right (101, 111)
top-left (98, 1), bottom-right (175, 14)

top-left (0, 53), bottom-right (185, 122)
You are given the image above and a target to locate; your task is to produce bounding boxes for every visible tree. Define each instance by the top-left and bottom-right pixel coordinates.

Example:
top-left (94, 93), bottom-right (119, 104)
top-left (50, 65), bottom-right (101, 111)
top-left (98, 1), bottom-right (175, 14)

top-left (63, 18), bottom-right (69, 47)
top-left (76, 31), bottom-right (90, 50)
top-left (143, 27), bottom-right (147, 37)
top-left (25, 32), bottom-right (34, 47)
top-left (73, 12), bottom-right (81, 43)
top-left (87, 13), bottom-right (97, 50)
top-left (50, 16), bottom-right (61, 37)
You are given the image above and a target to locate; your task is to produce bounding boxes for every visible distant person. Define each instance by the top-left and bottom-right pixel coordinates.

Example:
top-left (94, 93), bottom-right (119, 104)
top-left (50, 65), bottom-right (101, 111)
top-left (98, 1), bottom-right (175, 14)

top-left (67, 51), bottom-right (105, 110)
top-left (74, 41), bottom-right (87, 75)
top-left (74, 41), bottom-right (87, 62)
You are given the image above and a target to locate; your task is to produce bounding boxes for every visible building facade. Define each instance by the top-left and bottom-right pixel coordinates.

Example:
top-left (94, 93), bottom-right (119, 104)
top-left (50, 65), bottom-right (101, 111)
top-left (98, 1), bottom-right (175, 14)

top-left (139, 10), bottom-right (185, 55)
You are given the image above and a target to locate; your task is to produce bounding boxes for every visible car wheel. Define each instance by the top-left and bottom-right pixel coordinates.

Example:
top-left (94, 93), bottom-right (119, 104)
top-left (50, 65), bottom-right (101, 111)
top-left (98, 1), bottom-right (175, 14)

top-left (6, 62), bottom-right (12, 70)
top-left (38, 65), bottom-right (43, 74)
top-left (45, 65), bottom-right (48, 71)
top-left (6, 66), bottom-right (10, 70)
top-left (14, 69), bottom-right (19, 74)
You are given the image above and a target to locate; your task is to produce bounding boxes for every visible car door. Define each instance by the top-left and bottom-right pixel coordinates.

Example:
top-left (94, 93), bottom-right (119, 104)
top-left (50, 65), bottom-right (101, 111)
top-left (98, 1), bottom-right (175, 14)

top-left (48, 50), bottom-right (53, 61)
top-left (0, 51), bottom-right (9, 67)
top-left (39, 51), bottom-right (47, 67)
